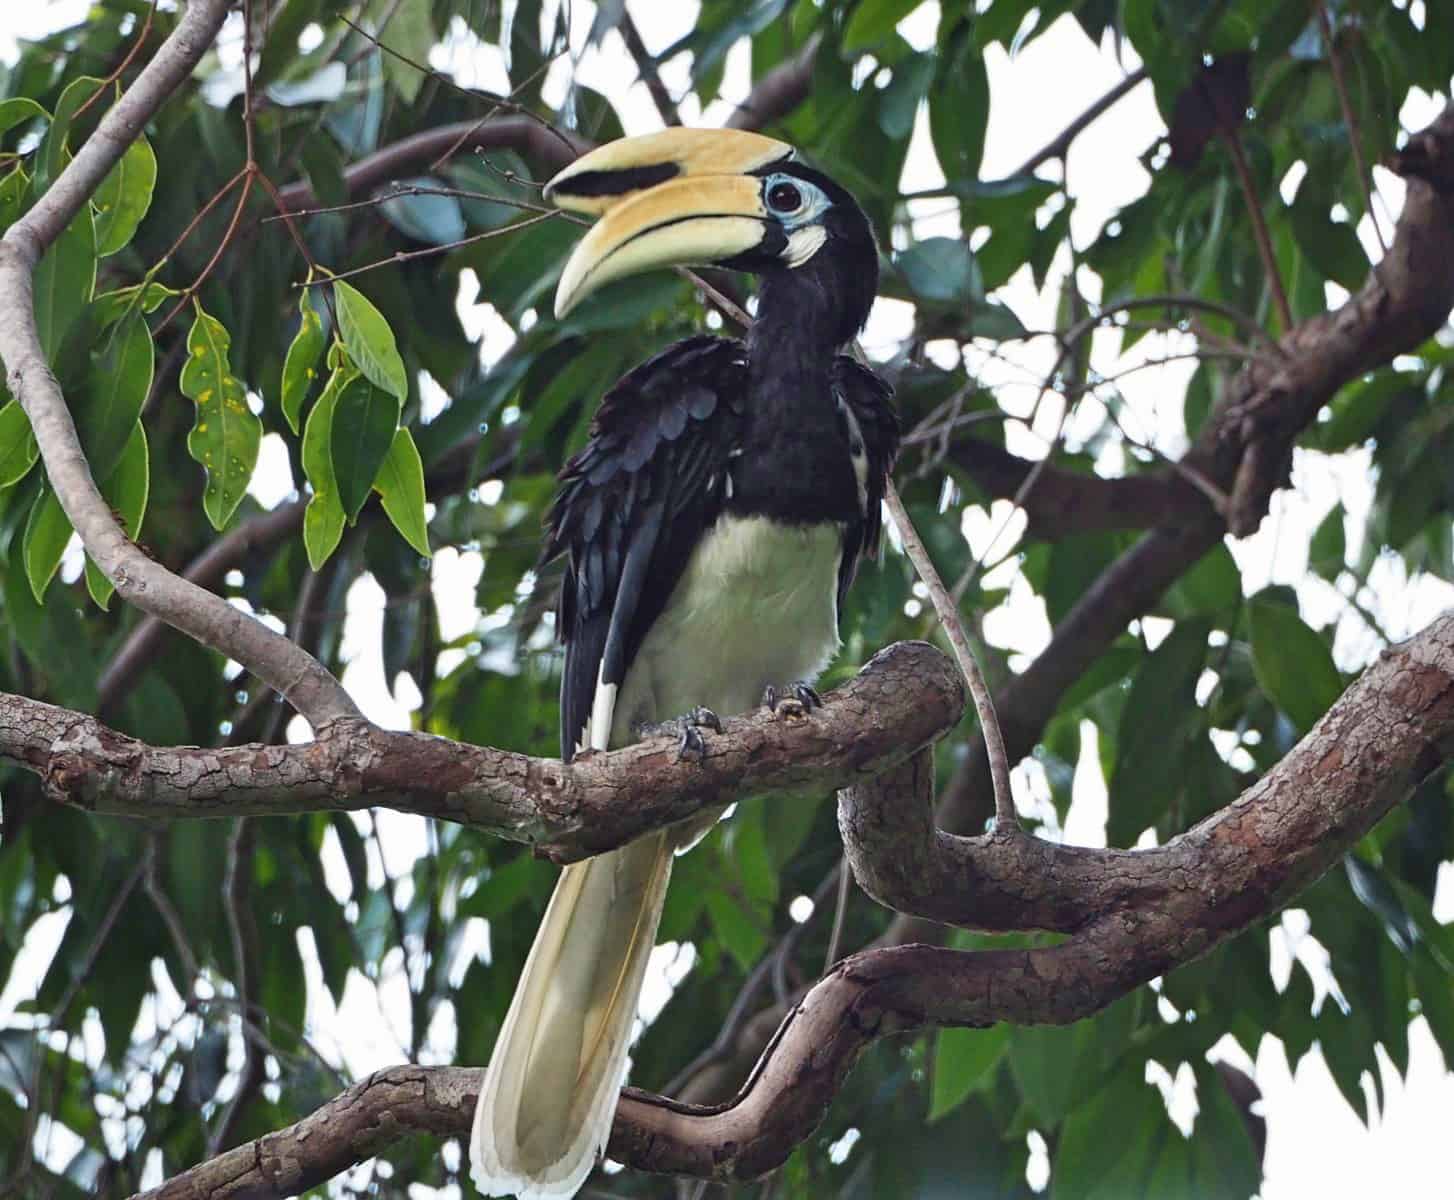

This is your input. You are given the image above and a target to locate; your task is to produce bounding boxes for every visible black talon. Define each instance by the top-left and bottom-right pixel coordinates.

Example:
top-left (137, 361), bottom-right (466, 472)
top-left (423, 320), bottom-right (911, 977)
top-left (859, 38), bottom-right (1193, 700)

top-left (763, 680), bottom-right (823, 717)
top-left (635, 706), bottom-right (721, 762)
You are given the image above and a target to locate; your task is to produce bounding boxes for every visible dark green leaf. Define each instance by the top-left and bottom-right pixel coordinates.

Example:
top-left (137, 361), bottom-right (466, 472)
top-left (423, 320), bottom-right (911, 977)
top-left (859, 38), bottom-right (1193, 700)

top-left (330, 374), bottom-right (400, 520)
top-left (1248, 600), bottom-right (1343, 733)
top-left (0, 401), bottom-right (38, 488)
top-left (85, 423), bottom-right (148, 610)
top-left (929, 1024), bottom-right (1008, 1121)
top-left (22, 488), bottom-right (73, 602)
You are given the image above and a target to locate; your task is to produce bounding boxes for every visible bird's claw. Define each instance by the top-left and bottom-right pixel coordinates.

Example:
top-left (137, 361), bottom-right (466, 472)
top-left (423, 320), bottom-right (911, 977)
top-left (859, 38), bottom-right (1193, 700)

top-left (762, 681), bottom-right (823, 720)
top-left (636, 706), bottom-right (722, 762)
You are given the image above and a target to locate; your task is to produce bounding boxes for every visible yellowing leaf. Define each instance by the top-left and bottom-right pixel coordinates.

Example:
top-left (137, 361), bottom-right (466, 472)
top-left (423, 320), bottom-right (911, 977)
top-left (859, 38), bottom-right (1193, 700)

top-left (181, 303), bottom-right (261, 529)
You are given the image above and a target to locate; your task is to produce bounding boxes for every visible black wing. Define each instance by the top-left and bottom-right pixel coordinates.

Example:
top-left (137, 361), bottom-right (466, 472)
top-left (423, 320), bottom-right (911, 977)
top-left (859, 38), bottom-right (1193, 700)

top-left (543, 336), bottom-right (748, 761)
top-left (832, 355), bottom-right (900, 609)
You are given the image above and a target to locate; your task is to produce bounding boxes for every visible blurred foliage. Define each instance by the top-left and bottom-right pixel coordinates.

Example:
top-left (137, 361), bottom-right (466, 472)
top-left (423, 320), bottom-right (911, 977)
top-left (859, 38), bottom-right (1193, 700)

top-left (0, 0), bottom-right (1452, 1197)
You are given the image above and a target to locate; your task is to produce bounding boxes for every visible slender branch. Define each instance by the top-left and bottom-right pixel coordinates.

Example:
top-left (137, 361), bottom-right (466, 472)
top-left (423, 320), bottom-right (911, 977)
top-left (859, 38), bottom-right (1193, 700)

top-left (1221, 130), bottom-right (1294, 332)
top-left (0, 0), bottom-right (359, 730)
top-left (1317, 2), bottom-right (1387, 255)
top-left (883, 480), bottom-right (1016, 829)
top-left (619, 9), bottom-right (681, 128)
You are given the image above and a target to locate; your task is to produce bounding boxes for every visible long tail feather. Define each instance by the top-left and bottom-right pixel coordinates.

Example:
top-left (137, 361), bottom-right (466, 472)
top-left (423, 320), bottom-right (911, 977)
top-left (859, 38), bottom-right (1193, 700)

top-left (469, 831), bottom-right (674, 1199)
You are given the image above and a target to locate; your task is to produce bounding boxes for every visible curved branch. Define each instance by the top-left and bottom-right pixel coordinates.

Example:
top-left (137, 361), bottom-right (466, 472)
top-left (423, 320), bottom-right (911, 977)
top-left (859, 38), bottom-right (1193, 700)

top-left (2, 642), bottom-right (964, 863)
top-left (0, 0), bottom-right (359, 730)
top-left (134, 610), bottom-right (1454, 1195)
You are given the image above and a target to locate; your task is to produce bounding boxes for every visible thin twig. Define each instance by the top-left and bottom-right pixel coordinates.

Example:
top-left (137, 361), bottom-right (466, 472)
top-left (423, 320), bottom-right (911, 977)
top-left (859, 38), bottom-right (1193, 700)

top-left (884, 478), bottom-right (1016, 829)
top-left (619, 9), bottom-right (681, 127)
top-left (1316, 1), bottom-right (1387, 255)
top-left (1221, 130), bottom-right (1293, 332)
top-left (74, 0), bottom-right (159, 120)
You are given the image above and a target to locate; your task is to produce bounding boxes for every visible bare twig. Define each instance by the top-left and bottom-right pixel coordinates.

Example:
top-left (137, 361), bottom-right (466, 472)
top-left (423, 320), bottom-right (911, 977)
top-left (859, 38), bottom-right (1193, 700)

top-left (883, 479), bottom-right (1016, 830)
top-left (1222, 130), bottom-right (1294, 332)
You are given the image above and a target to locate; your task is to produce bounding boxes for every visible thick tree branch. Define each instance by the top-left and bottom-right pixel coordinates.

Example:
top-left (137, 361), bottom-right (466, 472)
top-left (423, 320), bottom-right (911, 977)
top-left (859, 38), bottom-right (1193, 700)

top-left (135, 611), bottom-right (1454, 1195)
top-left (0, 0), bottom-right (359, 730)
top-left (2, 642), bottom-right (963, 863)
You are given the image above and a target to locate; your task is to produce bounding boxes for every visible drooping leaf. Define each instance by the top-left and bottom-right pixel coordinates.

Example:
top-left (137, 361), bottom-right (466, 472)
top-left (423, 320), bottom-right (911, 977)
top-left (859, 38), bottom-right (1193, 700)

top-left (0, 400), bottom-right (38, 487)
top-left (22, 488), bottom-right (73, 602)
top-left (1248, 600), bottom-right (1344, 733)
top-left (76, 310), bottom-right (153, 482)
top-left (85, 423), bottom-right (149, 610)
top-left (373, 427), bottom-right (430, 558)
top-left (33, 206), bottom-right (96, 363)
top-left (302, 366), bottom-right (350, 569)
top-left (330, 373), bottom-right (401, 520)
top-left (35, 76), bottom-right (103, 194)
top-left (180, 303), bottom-right (261, 529)
top-left (281, 283), bottom-right (327, 434)
top-left (334, 278), bottom-right (409, 402)
top-left (929, 1024), bottom-right (1009, 1122)
top-left (92, 134), bottom-right (157, 256)
top-left (0, 96), bottom-right (47, 144)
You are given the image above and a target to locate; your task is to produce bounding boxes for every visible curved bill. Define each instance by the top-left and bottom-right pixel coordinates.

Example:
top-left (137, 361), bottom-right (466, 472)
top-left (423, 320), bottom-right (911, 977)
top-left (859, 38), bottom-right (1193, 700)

top-left (553, 174), bottom-right (767, 318)
top-left (546, 128), bottom-right (790, 215)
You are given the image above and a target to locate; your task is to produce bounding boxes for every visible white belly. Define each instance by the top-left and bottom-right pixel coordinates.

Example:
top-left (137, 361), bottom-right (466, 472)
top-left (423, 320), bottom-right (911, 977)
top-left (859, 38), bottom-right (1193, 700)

top-left (608, 515), bottom-right (842, 746)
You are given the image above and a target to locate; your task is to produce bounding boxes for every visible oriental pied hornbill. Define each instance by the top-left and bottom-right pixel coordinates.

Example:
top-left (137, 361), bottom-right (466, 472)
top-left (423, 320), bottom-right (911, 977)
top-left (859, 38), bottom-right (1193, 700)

top-left (469, 129), bottom-right (899, 1199)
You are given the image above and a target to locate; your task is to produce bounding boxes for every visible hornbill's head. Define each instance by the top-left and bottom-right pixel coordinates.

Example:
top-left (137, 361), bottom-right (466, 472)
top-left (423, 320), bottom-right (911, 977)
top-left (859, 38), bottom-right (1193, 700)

top-left (546, 129), bottom-right (878, 348)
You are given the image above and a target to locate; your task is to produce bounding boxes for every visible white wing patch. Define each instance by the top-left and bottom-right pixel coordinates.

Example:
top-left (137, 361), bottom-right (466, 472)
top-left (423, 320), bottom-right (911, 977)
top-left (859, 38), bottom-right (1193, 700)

top-left (837, 391), bottom-right (869, 512)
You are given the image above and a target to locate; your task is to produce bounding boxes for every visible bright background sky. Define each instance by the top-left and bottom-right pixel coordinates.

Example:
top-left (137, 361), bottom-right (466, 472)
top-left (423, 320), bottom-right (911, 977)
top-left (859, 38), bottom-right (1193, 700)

top-left (2, 2), bottom-right (1453, 1197)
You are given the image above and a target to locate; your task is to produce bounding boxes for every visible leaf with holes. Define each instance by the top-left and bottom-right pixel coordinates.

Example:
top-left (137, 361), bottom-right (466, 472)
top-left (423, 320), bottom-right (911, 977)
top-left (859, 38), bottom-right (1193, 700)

top-left (281, 283), bottom-right (326, 434)
top-left (93, 133), bottom-right (157, 256)
top-left (302, 366), bottom-right (351, 569)
top-left (334, 279), bottom-right (408, 402)
top-left (374, 427), bottom-right (430, 558)
top-left (85, 423), bottom-right (149, 610)
top-left (181, 303), bottom-right (261, 530)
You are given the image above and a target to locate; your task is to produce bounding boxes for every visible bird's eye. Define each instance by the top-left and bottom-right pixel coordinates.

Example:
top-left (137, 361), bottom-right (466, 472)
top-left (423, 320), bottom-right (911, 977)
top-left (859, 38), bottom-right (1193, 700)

top-left (767, 180), bottom-right (803, 214)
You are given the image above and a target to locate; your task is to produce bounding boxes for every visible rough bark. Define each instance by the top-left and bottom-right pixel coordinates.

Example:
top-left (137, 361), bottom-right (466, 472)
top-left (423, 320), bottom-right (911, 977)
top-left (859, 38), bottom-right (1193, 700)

top-left (131, 612), bottom-right (1454, 1195)
top-left (2, 642), bottom-right (963, 863)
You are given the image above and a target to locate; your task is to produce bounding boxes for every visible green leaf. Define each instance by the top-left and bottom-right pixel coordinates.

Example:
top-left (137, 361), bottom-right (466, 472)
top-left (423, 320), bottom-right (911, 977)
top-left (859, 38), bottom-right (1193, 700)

top-left (23, 488), bottom-right (73, 602)
top-left (0, 96), bottom-right (47, 143)
top-left (374, 427), bottom-right (430, 557)
top-left (705, 887), bottom-right (768, 973)
top-left (1309, 503), bottom-right (1346, 580)
top-left (895, 237), bottom-right (983, 304)
top-left (33, 206), bottom-right (96, 363)
top-left (35, 76), bottom-right (103, 194)
top-left (334, 279), bottom-right (408, 402)
top-left (1109, 621), bottom-right (1210, 845)
top-left (929, 1024), bottom-right (1008, 1121)
top-left (302, 367), bottom-right (350, 569)
top-left (1053, 1066), bottom-right (1163, 1199)
top-left (92, 134), bottom-right (156, 256)
top-left (91, 280), bottom-right (178, 326)
top-left (0, 401), bottom-right (38, 487)
top-left (77, 310), bottom-right (153, 482)
top-left (86, 423), bottom-right (149, 610)
top-left (281, 284), bottom-right (326, 434)
top-left (0, 165), bottom-right (28, 235)
top-left (843, 0), bottom-right (922, 51)
top-left (929, 20), bottom-right (989, 186)
top-left (330, 373), bottom-right (400, 520)
top-left (180, 303), bottom-right (261, 529)
top-left (374, 0), bottom-right (436, 103)
top-left (1248, 600), bottom-right (1344, 733)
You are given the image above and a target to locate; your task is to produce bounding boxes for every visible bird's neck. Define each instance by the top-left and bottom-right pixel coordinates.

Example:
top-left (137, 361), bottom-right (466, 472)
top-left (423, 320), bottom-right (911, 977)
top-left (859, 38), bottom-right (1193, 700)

top-left (729, 270), bottom-right (860, 526)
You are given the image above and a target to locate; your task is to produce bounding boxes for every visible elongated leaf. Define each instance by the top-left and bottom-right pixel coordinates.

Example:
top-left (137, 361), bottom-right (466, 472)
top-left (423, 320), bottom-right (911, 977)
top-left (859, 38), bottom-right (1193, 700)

top-left (86, 423), bottom-right (149, 609)
top-left (331, 373), bottom-right (400, 520)
top-left (374, 427), bottom-right (430, 557)
top-left (0, 400), bottom-right (38, 487)
top-left (302, 367), bottom-right (351, 569)
top-left (334, 279), bottom-right (408, 401)
top-left (0, 96), bottom-right (47, 143)
top-left (35, 76), bottom-right (103, 194)
top-left (23, 489), bottom-right (73, 602)
top-left (930, 21), bottom-right (989, 187)
top-left (77, 310), bottom-right (153, 481)
top-left (91, 280), bottom-right (179, 326)
top-left (93, 134), bottom-right (157, 256)
top-left (181, 304), bottom-right (261, 529)
top-left (929, 1024), bottom-right (1008, 1122)
top-left (375, 0), bottom-right (436, 103)
top-left (0, 165), bottom-right (28, 235)
top-left (281, 284), bottom-right (326, 434)
top-left (34, 206), bottom-right (96, 363)
top-left (1248, 600), bottom-right (1344, 733)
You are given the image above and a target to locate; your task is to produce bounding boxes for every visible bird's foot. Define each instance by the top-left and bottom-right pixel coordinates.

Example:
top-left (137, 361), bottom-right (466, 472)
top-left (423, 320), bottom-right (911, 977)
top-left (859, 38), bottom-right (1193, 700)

top-left (634, 706), bottom-right (723, 762)
top-left (762, 681), bottom-right (823, 721)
